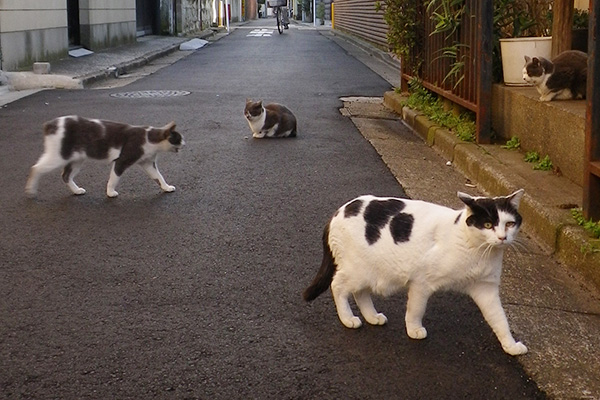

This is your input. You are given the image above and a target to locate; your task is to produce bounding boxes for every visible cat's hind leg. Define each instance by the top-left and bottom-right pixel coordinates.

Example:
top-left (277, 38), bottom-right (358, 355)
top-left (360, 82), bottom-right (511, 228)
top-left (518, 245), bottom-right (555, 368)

top-left (106, 163), bottom-right (122, 198)
top-left (25, 154), bottom-right (68, 196)
top-left (331, 278), bottom-right (362, 328)
top-left (140, 160), bottom-right (175, 193)
top-left (62, 161), bottom-right (86, 195)
top-left (405, 284), bottom-right (431, 339)
top-left (354, 290), bottom-right (387, 326)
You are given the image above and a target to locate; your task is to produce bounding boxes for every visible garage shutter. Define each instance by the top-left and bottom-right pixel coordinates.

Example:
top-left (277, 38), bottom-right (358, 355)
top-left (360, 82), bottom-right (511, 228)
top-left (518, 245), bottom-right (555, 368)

top-left (333, 0), bottom-right (389, 50)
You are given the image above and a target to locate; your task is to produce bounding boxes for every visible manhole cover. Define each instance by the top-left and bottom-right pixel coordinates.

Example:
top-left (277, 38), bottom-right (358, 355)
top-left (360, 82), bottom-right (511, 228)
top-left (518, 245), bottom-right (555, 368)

top-left (110, 90), bottom-right (191, 99)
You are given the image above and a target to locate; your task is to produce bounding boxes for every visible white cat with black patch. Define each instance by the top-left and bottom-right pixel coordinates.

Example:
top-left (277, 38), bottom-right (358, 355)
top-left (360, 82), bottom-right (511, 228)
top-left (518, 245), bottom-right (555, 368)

top-left (523, 50), bottom-right (587, 101)
top-left (303, 190), bottom-right (528, 356)
top-left (26, 115), bottom-right (185, 198)
top-left (244, 99), bottom-right (297, 138)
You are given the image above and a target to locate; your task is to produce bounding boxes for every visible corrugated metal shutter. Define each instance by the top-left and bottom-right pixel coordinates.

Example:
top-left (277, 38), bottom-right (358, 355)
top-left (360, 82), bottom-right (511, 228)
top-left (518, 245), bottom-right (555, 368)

top-left (333, 0), bottom-right (388, 50)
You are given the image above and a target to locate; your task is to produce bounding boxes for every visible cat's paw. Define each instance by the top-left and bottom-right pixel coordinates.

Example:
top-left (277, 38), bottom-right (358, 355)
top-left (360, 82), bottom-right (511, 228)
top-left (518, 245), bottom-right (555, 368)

top-left (341, 316), bottom-right (362, 329)
top-left (407, 326), bottom-right (427, 340)
top-left (25, 189), bottom-right (37, 198)
top-left (365, 313), bottom-right (388, 326)
top-left (107, 190), bottom-right (119, 198)
top-left (503, 341), bottom-right (528, 356)
top-left (72, 188), bottom-right (86, 195)
top-left (162, 185), bottom-right (176, 193)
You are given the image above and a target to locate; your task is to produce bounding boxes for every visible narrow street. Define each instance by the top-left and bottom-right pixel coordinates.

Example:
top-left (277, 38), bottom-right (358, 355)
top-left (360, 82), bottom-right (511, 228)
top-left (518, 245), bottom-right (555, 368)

top-left (0, 19), bottom-right (548, 399)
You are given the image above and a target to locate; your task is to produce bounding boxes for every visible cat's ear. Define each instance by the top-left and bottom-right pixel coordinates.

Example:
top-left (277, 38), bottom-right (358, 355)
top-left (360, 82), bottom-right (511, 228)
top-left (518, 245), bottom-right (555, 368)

top-left (524, 55), bottom-right (532, 63)
top-left (506, 189), bottom-right (525, 210)
top-left (163, 121), bottom-right (176, 132)
top-left (457, 192), bottom-right (476, 207)
top-left (532, 57), bottom-right (540, 66)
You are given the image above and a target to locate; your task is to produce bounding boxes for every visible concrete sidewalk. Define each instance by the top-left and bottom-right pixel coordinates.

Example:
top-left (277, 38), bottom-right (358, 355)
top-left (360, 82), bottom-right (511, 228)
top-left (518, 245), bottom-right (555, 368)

top-left (0, 30), bottom-right (219, 105)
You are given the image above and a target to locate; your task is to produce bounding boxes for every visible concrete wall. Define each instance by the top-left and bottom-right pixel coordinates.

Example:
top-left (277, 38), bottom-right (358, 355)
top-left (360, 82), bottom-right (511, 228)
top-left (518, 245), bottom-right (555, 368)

top-left (79, 0), bottom-right (136, 50)
top-left (491, 84), bottom-right (586, 187)
top-left (0, 0), bottom-right (69, 71)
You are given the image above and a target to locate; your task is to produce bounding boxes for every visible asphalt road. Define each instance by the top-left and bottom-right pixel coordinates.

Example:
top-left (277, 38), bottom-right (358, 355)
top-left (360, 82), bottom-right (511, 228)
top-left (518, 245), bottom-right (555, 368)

top-left (0, 20), bottom-right (545, 399)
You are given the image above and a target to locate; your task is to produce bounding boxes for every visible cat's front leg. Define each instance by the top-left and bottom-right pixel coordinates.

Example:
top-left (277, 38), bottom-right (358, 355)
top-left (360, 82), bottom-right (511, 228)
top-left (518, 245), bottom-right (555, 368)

top-left (405, 284), bottom-right (431, 339)
top-left (140, 161), bottom-right (175, 193)
top-left (468, 283), bottom-right (527, 356)
top-left (62, 161), bottom-right (86, 195)
top-left (253, 131), bottom-right (267, 139)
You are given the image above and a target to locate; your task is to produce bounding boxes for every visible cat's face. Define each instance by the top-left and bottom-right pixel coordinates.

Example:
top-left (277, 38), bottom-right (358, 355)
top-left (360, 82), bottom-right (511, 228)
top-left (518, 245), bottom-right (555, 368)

top-left (523, 55), bottom-right (545, 85)
top-left (167, 130), bottom-right (185, 152)
top-left (459, 190), bottom-right (524, 248)
top-left (244, 100), bottom-right (264, 121)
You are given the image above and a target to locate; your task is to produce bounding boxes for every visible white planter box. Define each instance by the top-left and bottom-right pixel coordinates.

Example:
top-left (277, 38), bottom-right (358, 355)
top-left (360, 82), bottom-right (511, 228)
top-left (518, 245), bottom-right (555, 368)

top-left (500, 37), bottom-right (552, 86)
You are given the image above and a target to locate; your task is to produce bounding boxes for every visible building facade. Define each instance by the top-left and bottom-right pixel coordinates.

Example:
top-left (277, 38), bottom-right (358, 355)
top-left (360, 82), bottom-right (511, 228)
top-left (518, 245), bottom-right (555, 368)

top-left (0, 0), bottom-right (252, 72)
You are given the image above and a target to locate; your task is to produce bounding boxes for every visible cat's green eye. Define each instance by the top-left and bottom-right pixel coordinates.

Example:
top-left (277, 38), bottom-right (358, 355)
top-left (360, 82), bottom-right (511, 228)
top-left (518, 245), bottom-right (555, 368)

top-left (484, 222), bottom-right (493, 229)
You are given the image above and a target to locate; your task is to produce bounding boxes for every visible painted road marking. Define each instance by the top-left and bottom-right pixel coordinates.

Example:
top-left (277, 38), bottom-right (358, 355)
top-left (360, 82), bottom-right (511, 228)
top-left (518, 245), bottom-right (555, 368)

top-left (247, 29), bottom-right (274, 37)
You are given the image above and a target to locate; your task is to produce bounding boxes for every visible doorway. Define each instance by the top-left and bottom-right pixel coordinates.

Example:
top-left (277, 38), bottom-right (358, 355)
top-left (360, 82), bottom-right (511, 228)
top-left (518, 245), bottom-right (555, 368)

top-left (136, 0), bottom-right (161, 36)
top-left (67, 0), bottom-right (81, 47)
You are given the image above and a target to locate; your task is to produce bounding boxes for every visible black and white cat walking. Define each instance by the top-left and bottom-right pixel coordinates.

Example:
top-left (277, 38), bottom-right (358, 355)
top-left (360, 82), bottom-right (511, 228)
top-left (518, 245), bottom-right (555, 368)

top-left (303, 190), bottom-right (528, 356)
top-left (25, 115), bottom-right (185, 198)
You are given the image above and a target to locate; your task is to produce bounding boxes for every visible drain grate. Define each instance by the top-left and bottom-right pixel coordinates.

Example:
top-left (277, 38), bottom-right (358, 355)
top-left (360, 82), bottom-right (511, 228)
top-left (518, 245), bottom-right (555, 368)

top-left (110, 90), bottom-right (191, 99)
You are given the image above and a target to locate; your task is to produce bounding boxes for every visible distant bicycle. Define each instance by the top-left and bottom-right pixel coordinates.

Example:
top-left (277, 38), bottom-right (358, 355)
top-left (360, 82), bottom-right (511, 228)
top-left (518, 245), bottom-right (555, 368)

top-left (267, 0), bottom-right (289, 34)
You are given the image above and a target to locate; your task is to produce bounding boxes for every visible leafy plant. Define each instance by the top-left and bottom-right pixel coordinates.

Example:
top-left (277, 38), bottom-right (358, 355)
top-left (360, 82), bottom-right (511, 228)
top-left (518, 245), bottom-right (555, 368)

top-left (573, 9), bottom-right (589, 29)
top-left (376, 0), bottom-right (422, 61)
top-left (524, 151), bottom-right (540, 163)
top-left (403, 78), bottom-right (476, 142)
top-left (502, 136), bottom-right (521, 150)
top-left (533, 155), bottom-right (553, 171)
top-left (524, 151), bottom-right (553, 171)
top-left (571, 208), bottom-right (600, 239)
top-left (316, 2), bottom-right (325, 20)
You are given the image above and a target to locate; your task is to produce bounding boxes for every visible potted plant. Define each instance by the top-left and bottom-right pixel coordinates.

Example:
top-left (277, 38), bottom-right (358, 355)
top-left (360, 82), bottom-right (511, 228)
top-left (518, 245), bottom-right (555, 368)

top-left (316, 2), bottom-right (325, 25)
top-left (571, 8), bottom-right (589, 52)
top-left (495, 0), bottom-right (553, 86)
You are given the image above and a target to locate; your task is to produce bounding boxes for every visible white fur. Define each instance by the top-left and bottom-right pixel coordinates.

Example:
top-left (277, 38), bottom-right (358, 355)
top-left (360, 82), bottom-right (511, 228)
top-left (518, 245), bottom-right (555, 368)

top-left (245, 107), bottom-right (269, 138)
top-left (327, 191), bottom-right (527, 356)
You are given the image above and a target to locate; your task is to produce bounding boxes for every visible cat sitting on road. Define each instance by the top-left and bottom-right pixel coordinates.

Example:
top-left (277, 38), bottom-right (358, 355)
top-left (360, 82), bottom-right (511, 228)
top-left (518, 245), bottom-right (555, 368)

top-left (303, 190), bottom-right (528, 356)
top-left (25, 115), bottom-right (185, 198)
top-left (523, 50), bottom-right (588, 101)
top-left (244, 99), bottom-right (297, 138)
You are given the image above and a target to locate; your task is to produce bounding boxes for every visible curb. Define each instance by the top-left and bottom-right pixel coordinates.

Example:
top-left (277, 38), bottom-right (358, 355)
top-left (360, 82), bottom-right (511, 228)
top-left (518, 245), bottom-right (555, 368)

top-left (78, 30), bottom-right (218, 87)
top-left (327, 29), bottom-right (400, 71)
top-left (383, 91), bottom-right (600, 290)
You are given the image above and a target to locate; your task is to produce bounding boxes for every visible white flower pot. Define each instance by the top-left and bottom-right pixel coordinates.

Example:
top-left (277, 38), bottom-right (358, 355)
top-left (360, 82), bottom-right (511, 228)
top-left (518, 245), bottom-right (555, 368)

top-left (500, 37), bottom-right (552, 86)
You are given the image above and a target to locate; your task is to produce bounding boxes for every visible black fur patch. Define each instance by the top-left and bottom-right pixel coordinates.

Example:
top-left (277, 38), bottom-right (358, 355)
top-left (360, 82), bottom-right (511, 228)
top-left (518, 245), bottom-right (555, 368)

top-left (465, 197), bottom-right (522, 229)
top-left (364, 199), bottom-right (406, 244)
top-left (390, 212), bottom-right (414, 243)
top-left (344, 199), bottom-right (363, 218)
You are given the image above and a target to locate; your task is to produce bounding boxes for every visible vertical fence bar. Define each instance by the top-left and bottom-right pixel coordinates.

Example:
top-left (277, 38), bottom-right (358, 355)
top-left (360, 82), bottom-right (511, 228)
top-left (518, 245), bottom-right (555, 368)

top-left (475, 0), bottom-right (492, 143)
top-left (584, 0), bottom-right (600, 220)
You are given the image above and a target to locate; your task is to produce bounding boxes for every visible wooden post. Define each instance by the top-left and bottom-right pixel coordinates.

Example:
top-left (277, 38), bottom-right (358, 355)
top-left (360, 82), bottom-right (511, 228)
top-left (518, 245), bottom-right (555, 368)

top-left (552, 0), bottom-right (574, 57)
top-left (475, 1), bottom-right (492, 143)
top-left (584, 0), bottom-right (600, 220)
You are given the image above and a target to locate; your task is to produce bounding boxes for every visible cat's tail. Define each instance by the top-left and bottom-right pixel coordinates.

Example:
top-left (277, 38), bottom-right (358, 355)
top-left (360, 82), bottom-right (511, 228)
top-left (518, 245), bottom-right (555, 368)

top-left (303, 222), bottom-right (336, 301)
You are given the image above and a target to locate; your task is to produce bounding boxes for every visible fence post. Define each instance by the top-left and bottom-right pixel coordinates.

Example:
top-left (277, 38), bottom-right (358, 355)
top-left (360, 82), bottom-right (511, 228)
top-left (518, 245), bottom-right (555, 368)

top-left (584, 0), bottom-right (600, 220)
top-left (475, 0), bottom-right (492, 143)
